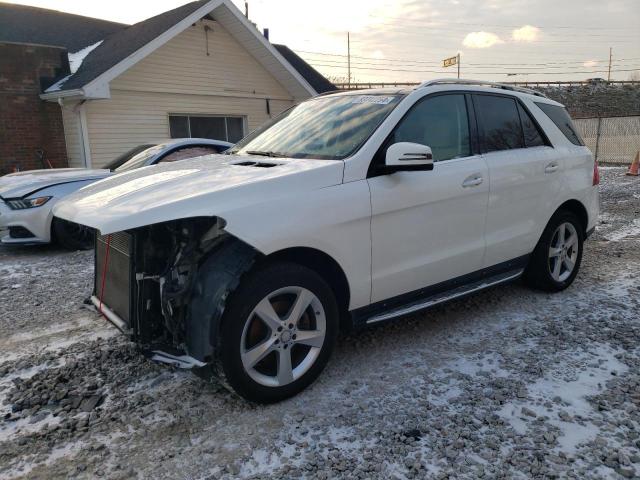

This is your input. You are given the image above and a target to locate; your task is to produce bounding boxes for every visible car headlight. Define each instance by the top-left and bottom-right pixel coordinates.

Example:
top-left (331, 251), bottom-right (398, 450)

top-left (6, 196), bottom-right (52, 210)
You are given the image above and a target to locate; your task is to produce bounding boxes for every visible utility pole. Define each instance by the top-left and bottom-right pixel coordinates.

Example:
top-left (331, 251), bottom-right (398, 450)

top-left (607, 47), bottom-right (612, 82)
top-left (347, 32), bottom-right (351, 89)
top-left (457, 53), bottom-right (460, 79)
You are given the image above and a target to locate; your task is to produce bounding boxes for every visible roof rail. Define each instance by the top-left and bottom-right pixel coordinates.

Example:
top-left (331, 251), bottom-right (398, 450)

top-left (417, 78), bottom-right (548, 98)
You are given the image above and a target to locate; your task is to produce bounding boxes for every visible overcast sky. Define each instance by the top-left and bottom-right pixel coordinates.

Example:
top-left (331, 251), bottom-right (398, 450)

top-left (6, 0), bottom-right (640, 83)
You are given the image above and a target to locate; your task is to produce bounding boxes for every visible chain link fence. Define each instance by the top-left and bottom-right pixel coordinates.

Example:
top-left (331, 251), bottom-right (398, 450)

top-left (574, 116), bottom-right (640, 165)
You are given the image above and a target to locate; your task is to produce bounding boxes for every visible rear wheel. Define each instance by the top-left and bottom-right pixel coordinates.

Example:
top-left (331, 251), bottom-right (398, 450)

top-left (52, 218), bottom-right (94, 250)
top-left (213, 262), bottom-right (338, 403)
top-left (524, 211), bottom-right (584, 291)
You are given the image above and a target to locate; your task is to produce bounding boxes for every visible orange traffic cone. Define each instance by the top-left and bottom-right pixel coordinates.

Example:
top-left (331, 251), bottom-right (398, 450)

top-left (627, 151), bottom-right (639, 176)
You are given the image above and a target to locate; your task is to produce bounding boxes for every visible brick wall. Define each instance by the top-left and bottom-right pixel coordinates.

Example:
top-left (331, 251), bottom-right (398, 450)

top-left (0, 42), bottom-right (70, 174)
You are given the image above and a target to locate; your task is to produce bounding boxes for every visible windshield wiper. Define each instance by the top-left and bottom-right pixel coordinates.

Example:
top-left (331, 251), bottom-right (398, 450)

top-left (245, 150), bottom-right (283, 158)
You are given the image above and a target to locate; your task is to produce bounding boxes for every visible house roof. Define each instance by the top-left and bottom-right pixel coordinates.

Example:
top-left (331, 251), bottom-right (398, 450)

top-left (0, 2), bottom-right (126, 52)
top-left (272, 45), bottom-right (336, 93)
top-left (60, 1), bottom-right (210, 91)
top-left (3, 0), bottom-right (332, 99)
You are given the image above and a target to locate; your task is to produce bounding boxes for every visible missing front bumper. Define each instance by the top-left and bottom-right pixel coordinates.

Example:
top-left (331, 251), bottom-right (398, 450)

top-left (91, 295), bottom-right (207, 370)
top-left (90, 295), bottom-right (131, 334)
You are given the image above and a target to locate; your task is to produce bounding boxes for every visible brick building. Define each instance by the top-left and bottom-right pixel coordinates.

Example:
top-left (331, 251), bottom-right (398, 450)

top-left (0, 3), bottom-right (125, 174)
top-left (0, 42), bottom-right (70, 173)
top-left (0, 1), bottom-right (334, 173)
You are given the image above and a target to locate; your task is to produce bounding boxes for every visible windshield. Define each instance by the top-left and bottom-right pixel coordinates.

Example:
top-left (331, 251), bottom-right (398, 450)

top-left (229, 94), bottom-right (403, 160)
top-left (115, 144), bottom-right (165, 172)
top-left (104, 144), bottom-right (155, 171)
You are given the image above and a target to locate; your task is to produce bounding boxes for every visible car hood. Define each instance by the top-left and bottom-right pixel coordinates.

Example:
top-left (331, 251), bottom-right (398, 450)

top-left (0, 168), bottom-right (111, 199)
top-left (53, 154), bottom-right (344, 235)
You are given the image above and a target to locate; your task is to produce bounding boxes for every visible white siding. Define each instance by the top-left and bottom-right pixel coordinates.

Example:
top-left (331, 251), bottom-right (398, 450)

top-left (85, 90), bottom-right (292, 166)
top-left (111, 20), bottom-right (293, 100)
top-left (83, 19), bottom-right (298, 168)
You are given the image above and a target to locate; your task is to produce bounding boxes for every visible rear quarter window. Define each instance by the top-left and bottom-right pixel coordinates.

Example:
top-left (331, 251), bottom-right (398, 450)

top-left (534, 103), bottom-right (584, 146)
top-left (474, 95), bottom-right (525, 152)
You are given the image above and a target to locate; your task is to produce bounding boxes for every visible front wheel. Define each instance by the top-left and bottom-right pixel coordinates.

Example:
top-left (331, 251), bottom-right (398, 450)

top-left (52, 218), bottom-right (94, 250)
top-left (524, 211), bottom-right (584, 291)
top-left (214, 262), bottom-right (339, 403)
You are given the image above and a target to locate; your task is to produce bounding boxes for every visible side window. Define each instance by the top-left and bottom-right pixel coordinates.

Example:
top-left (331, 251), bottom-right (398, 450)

top-left (474, 95), bottom-right (524, 152)
top-left (169, 115), bottom-right (245, 143)
top-left (159, 146), bottom-right (222, 163)
top-left (517, 103), bottom-right (546, 147)
top-left (534, 102), bottom-right (584, 146)
top-left (389, 94), bottom-right (471, 162)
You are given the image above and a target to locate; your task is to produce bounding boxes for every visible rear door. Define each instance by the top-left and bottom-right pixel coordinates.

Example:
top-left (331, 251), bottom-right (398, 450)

top-left (368, 93), bottom-right (489, 302)
top-left (473, 94), bottom-right (562, 267)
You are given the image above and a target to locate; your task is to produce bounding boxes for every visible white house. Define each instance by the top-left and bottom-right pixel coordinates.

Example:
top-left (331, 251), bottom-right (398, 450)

top-left (38, 0), bottom-right (335, 168)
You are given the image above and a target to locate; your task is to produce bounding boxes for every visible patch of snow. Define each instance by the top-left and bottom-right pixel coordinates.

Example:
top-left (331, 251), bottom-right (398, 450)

top-left (68, 40), bottom-right (102, 74)
top-left (598, 166), bottom-right (626, 171)
top-left (44, 40), bottom-right (102, 92)
top-left (499, 343), bottom-right (628, 453)
top-left (0, 315), bottom-right (118, 363)
top-left (605, 219), bottom-right (640, 241)
top-left (45, 74), bottom-right (72, 92)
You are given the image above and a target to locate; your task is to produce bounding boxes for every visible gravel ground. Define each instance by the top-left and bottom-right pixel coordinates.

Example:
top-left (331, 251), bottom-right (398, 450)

top-left (0, 167), bottom-right (639, 480)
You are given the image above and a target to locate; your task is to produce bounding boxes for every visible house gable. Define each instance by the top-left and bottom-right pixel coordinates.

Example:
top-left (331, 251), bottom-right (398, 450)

top-left (42, 0), bottom-right (316, 101)
top-left (110, 19), bottom-right (291, 101)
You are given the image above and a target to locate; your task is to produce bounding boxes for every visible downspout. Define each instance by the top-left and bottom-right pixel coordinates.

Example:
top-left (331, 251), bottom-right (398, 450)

top-left (75, 100), bottom-right (92, 169)
top-left (57, 98), bottom-right (70, 168)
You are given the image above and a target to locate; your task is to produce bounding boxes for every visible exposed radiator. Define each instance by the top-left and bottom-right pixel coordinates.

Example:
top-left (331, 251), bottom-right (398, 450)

top-left (95, 232), bottom-right (132, 325)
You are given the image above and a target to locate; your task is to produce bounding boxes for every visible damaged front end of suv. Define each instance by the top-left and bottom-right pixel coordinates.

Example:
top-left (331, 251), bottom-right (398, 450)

top-left (92, 216), bottom-right (259, 367)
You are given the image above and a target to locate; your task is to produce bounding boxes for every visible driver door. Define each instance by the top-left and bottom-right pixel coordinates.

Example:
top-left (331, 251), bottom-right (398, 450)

top-left (367, 93), bottom-right (489, 302)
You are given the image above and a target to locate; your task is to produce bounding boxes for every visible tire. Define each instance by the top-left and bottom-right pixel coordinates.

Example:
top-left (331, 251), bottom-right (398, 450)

top-left (211, 262), bottom-right (339, 403)
top-left (524, 210), bottom-right (584, 292)
top-left (52, 218), bottom-right (95, 250)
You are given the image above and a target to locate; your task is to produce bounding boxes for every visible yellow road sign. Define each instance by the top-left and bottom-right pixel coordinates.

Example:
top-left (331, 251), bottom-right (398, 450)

top-left (443, 55), bottom-right (458, 67)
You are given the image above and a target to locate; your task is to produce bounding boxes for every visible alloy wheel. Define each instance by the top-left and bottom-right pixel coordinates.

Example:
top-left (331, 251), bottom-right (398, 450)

top-left (548, 222), bottom-right (579, 282)
top-left (240, 286), bottom-right (326, 387)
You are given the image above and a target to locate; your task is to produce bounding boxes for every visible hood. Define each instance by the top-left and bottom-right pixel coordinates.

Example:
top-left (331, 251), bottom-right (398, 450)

top-left (0, 168), bottom-right (111, 199)
top-left (53, 154), bottom-right (344, 234)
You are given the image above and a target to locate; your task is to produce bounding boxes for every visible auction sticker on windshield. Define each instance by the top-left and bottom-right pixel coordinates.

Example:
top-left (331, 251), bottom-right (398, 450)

top-left (351, 96), bottom-right (394, 104)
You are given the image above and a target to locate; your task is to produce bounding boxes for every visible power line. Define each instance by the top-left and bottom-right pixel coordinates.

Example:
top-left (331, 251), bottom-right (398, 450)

top-left (311, 59), bottom-right (640, 71)
top-left (311, 63), bottom-right (640, 75)
top-left (295, 49), bottom-right (640, 67)
top-left (346, 21), bottom-right (639, 40)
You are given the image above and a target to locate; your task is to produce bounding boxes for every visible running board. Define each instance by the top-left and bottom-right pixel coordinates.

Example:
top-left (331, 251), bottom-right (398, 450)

top-left (366, 269), bottom-right (523, 325)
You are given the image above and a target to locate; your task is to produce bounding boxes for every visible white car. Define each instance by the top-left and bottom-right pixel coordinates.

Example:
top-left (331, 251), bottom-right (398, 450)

top-left (0, 139), bottom-right (232, 249)
top-left (54, 79), bottom-right (599, 402)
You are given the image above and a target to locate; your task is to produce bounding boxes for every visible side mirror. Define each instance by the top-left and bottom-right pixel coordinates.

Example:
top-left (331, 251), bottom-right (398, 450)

top-left (385, 142), bottom-right (434, 172)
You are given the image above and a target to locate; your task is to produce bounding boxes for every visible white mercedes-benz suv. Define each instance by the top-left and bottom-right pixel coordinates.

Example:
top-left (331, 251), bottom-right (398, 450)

top-left (54, 79), bottom-right (599, 403)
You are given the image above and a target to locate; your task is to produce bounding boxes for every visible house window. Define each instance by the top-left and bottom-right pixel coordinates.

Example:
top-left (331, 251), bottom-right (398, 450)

top-left (169, 115), bottom-right (245, 143)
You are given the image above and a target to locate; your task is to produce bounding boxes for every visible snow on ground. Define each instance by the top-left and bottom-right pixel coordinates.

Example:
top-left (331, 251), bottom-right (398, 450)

top-left (0, 167), bottom-right (639, 479)
top-left (499, 343), bottom-right (628, 453)
top-left (606, 219), bottom-right (640, 241)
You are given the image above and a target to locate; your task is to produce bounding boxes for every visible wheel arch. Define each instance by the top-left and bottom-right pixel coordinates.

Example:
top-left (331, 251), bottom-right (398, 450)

top-left (265, 246), bottom-right (352, 330)
top-left (555, 199), bottom-right (589, 234)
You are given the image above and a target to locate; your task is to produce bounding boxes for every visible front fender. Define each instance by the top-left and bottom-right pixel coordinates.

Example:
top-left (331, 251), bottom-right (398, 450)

top-left (186, 237), bottom-right (259, 361)
top-left (222, 181), bottom-right (372, 310)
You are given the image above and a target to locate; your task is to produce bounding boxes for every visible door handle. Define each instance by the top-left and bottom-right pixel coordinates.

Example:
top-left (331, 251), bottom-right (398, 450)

top-left (545, 162), bottom-right (559, 173)
top-left (462, 175), bottom-right (483, 187)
